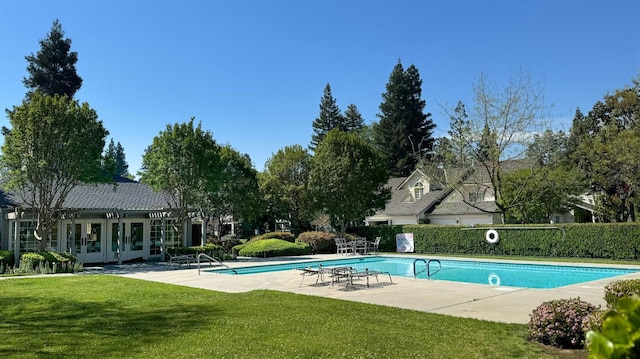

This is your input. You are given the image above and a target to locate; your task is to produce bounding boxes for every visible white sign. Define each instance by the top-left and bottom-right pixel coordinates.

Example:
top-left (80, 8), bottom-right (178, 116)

top-left (396, 233), bottom-right (414, 253)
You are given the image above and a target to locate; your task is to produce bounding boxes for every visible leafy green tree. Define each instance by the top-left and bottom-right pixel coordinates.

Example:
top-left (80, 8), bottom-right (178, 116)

top-left (103, 139), bottom-right (130, 178)
top-left (310, 83), bottom-right (343, 151)
top-left (2, 92), bottom-right (108, 250)
top-left (139, 118), bottom-right (224, 241)
top-left (23, 20), bottom-right (82, 99)
top-left (204, 146), bottom-right (261, 238)
top-left (570, 83), bottom-right (640, 222)
top-left (259, 144), bottom-right (312, 233)
top-left (374, 60), bottom-right (435, 176)
top-left (308, 129), bottom-right (390, 237)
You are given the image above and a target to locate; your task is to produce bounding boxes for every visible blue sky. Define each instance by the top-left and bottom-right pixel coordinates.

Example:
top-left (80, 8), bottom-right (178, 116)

top-left (1, 0), bottom-right (639, 175)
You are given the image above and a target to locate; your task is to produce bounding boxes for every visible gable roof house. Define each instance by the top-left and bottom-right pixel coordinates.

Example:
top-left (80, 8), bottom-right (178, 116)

top-left (0, 176), bottom-right (214, 264)
top-left (366, 162), bottom-right (595, 226)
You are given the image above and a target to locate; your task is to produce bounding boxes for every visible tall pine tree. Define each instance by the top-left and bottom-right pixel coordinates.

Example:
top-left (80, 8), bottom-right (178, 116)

top-left (342, 103), bottom-right (365, 132)
top-left (310, 83), bottom-right (343, 151)
top-left (104, 139), bottom-right (130, 178)
top-left (23, 19), bottom-right (83, 99)
top-left (374, 60), bottom-right (435, 177)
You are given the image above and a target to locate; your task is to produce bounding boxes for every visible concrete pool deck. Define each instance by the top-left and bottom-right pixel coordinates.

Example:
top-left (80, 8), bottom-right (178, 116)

top-left (89, 254), bottom-right (640, 324)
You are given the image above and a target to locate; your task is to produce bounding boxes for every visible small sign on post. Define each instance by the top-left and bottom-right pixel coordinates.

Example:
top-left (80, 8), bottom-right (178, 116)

top-left (396, 233), bottom-right (414, 253)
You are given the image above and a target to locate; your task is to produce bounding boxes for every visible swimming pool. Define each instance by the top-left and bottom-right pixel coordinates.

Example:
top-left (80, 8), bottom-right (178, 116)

top-left (208, 256), bottom-right (639, 289)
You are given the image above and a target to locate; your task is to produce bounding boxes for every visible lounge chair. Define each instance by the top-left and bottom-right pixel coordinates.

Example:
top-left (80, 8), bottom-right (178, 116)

top-left (298, 265), bottom-right (326, 286)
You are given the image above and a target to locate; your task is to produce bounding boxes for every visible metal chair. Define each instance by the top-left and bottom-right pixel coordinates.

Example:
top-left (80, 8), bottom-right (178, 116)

top-left (367, 236), bottom-right (381, 254)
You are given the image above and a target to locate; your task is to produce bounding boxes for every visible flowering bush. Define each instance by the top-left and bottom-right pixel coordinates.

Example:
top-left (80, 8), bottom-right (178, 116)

top-left (529, 297), bottom-right (599, 349)
top-left (604, 279), bottom-right (640, 310)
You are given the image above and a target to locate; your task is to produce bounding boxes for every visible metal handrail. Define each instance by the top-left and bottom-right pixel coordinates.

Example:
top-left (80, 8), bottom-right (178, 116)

top-left (414, 258), bottom-right (441, 279)
top-left (427, 259), bottom-right (441, 278)
top-left (197, 252), bottom-right (237, 275)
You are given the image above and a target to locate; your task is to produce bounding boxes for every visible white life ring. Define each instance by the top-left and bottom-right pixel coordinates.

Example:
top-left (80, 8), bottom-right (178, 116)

top-left (488, 273), bottom-right (501, 286)
top-left (485, 229), bottom-right (499, 244)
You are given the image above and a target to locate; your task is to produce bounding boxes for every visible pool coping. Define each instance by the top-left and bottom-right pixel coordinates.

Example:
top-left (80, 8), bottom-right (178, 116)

top-left (92, 253), bottom-right (640, 324)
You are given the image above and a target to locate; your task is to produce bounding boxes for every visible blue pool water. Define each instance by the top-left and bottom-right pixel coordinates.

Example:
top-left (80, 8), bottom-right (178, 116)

top-left (208, 256), bottom-right (639, 289)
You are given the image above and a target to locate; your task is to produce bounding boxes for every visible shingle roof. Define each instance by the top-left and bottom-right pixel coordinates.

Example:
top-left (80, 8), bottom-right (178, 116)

top-left (0, 176), bottom-right (167, 211)
top-left (374, 176), bottom-right (448, 216)
top-left (428, 200), bottom-right (498, 215)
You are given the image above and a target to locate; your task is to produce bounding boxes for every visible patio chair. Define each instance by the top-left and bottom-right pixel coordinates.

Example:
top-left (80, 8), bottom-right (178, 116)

top-left (334, 238), bottom-right (352, 255)
top-left (367, 236), bottom-right (381, 254)
top-left (353, 238), bottom-right (367, 255)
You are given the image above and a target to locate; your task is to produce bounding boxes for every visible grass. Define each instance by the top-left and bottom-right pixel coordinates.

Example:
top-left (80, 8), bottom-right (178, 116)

top-left (0, 275), bottom-right (565, 359)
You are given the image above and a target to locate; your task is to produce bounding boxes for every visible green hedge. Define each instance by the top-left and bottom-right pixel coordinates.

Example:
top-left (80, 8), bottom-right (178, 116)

top-left (237, 239), bottom-right (311, 257)
top-left (351, 223), bottom-right (640, 260)
top-left (19, 251), bottom-right (79, 273)
top-left (0, 250), bottom-right (15, 272)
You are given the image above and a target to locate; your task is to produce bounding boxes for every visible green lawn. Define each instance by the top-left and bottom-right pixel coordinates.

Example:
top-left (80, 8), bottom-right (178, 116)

top-left (0, 275), bottom-right (567, 358)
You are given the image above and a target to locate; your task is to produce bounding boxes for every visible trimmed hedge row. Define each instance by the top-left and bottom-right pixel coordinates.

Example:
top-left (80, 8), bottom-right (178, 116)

top-left (236, 239), bottom-right (311, 257)
top-left (352, 223), bottom-right (640, 260)
top-left (18, 251), bottom-right (80, 273)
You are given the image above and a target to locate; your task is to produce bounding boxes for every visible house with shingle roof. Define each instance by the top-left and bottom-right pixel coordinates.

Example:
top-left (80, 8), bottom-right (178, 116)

top-left (0, 176), bottom-right (206, 264)
top-left (366, 160), bottom-right (594, 226)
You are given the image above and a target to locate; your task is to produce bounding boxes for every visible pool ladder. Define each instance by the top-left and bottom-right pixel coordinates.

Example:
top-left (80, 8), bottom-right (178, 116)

top-left (413, 258), bottom-right (441, 279)
top-left (197, 253), bottom-right (238, 275)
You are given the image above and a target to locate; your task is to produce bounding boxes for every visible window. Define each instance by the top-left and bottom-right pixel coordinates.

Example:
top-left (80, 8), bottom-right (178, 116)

top-left (414, 182), bottom-right (424, 200)
top-left (469, 190), bottom-right (485, 203)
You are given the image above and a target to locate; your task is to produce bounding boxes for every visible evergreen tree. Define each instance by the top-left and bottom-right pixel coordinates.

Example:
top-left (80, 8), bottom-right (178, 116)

top-left (103, 139), bottom-right (130, 178)
top-left (342, 103), bottom-right (365, 132)
top-left (374, 60), bottom-right (435, 176)
top-left (23, 19), bottom-right (83, 98)
top-left (447, 101), bottom-right (473, 167)
top-left (310, 83), bottom-right (343, 151)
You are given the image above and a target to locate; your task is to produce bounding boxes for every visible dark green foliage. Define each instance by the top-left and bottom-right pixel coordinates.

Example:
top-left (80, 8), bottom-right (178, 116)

top-left (374, 60), bottom-right (435, 176)
top-left (0, 250), bottom-right (15, 273)
top-left (259, 145), bottom-right (312, 234)
top-left (103, 139), bottom-right (130, 177)
top-left (237, 238), bottom-right (311, 257)
top-left (352, 223), bottom-right (640, 260)
top-left (296, 231), bottom-right (337, 254)
top-left (605, 279), bottom-right (640, 310)
top-left (309, 129), bottom-right (391, 237)
top-left (310, 83), bottom-right (343, 151)
top-left (23, 20), bottom-right (82, 98)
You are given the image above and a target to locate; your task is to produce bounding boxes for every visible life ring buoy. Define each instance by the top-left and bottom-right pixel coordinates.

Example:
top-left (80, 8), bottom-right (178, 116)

top-left (488, 273), bottom-right (501, 286)
top-left (485, 229), bottom-right (499, 244)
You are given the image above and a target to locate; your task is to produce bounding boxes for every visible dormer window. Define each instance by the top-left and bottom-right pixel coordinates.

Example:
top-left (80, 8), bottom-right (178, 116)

top-left (414, 182), bottom-right (424, 200)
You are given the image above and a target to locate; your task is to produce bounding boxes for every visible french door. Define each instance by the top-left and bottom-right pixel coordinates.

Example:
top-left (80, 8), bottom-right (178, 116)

top-left (107, 221), bottom-right (145, 262)
top-left (66, 220), bottom-right (106, 264)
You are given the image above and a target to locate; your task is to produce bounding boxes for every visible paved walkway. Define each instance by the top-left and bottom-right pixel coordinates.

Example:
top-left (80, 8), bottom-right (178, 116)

top-left (83, 254), bottom-right (640, 324)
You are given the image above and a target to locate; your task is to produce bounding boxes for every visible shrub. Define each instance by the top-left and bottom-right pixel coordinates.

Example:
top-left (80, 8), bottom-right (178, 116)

top-left (237, 239), bottom-right (311, 257)
top-left (604, 279), bottom-right (640, 310)
top-left (18, 251), bottom-right (79, 274)
top-left (0, 250), bottom-right (14, 273)
top-left (297, 231), bottom-right (336, 254)
top-left (529, 297), bottom-right (599, 349)
top-left (587, 296), bottom-right (640, 358)
top-left (247, 231), bottom-right (296, 243)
